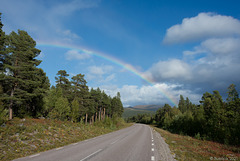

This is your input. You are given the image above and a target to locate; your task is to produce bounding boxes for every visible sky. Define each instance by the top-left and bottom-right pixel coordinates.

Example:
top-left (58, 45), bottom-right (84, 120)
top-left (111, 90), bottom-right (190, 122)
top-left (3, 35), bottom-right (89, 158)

top-left (1, 0), bottom-right (240, 107)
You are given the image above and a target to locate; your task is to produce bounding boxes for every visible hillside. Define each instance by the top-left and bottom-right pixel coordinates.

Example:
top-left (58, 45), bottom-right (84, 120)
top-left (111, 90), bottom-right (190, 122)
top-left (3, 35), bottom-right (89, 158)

top-left (122, 105), bottom-right (161, 119)
top-left (0, 118), bottom-right (129, 161)
top-left (153, 126), bottom-right (240, 160)
top-left (131, 105), bottom-right (162, 111)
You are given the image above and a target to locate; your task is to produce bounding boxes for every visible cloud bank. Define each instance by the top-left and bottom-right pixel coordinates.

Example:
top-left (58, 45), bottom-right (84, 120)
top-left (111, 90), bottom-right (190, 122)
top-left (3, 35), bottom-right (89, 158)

top-left (100, 83), bottom-right (202, 107)
top-left (164, 12), bottom-right (240, 44)
top-left (146, 13), bottom-right (240, 97)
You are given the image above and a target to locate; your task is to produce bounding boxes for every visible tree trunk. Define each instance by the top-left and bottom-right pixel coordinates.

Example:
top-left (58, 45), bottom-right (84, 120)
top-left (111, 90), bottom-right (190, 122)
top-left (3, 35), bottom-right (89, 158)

top-left (103, 108), bottom-right (105, 120)
top-left (85, 113), bottom-right (88, 125)
top-left (92, 115), bottom-right (94, 124)
top-left (99, 109), bottom-right (101, 121)
top-left (9, 85), bottom-right (16, 120)
top-left (95, 112), bottom-right (97, 121)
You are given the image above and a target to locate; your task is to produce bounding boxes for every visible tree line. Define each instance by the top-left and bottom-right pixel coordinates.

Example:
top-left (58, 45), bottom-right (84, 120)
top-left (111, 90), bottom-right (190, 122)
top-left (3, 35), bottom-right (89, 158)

top-left (0, 13), bottom-right (123, 124)
top-left (128, 84), bottom-right (240, 146)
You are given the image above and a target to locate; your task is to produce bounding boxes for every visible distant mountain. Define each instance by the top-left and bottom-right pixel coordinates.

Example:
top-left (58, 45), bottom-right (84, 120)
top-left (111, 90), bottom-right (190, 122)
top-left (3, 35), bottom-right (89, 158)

top-left (130, 105), bottom-right (162, 111)
top-left (122, 105), bottom-right (162, 119)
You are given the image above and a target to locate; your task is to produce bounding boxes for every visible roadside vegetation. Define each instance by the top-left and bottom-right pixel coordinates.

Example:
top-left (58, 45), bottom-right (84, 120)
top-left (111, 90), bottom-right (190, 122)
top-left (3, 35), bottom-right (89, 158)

top-left (0, 117), bottom-right (129, 161)
top-left (153, 127), bottom-right (240, 161)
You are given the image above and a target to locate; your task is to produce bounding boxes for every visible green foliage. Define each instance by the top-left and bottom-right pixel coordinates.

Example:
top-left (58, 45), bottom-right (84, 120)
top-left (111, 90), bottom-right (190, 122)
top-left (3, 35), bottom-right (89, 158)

top-left (0, 99), bottom-right (8, 125)
top-left (154, 85), bottom-right (240, 146)
top-left (71, 97), bottom-right (80, 122)
top-left (0, 27), bottom-right (49, 118)
top-left (127, 113), bottom-right (153, 124)
top-left (49, 96), bottom-right (70, 121)
top-left (0, 13), bottom-right (126, 126)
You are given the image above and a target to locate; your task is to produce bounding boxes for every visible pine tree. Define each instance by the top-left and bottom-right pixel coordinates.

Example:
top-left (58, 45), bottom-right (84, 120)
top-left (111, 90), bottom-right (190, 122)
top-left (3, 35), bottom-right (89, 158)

top-left (50, 96), bottom-right (70, 121)
top-left (0, 13), bottom-right (6, 72)
top-left (102, 91), bottom-right (111, 119)
top-left (55, 70), bottom-right (71, 99)
top-left (71, 73), bottom-right (88, 100)
top-left (227, 84), bottom-right (239, 102)
top-left (71, 97), bottom-right (80, 122)
top-left (178, 95), bottom-right (186, 113)
top-left (0, 13), bottom-right (6, 116)
top-left (2, 30), bottom-right (48, 119)
top-left (0, 85), bottom-right (7, 124)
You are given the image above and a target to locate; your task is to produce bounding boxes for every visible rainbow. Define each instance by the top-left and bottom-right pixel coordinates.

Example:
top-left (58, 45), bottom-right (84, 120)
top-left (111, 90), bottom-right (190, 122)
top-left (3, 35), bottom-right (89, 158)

top-left (37, 42), bottom-right (178, 106)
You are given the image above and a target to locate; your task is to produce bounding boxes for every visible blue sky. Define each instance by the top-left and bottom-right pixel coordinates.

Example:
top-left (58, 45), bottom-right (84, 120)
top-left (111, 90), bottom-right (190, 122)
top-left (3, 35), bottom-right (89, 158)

top-left (1, 0), bottom-right (240, 106)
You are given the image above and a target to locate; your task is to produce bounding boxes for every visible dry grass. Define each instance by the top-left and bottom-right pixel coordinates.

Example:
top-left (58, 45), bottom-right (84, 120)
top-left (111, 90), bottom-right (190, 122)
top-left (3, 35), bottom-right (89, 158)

top-left (153, 126), bottom-right (240, 161)
top-left (0, 117), bottom-right (130, 161)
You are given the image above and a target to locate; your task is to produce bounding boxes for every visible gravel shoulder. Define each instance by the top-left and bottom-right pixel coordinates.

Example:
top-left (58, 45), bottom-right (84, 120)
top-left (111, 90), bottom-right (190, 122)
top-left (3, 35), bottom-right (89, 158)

top-left (152, 127), bottom-right (177, 161)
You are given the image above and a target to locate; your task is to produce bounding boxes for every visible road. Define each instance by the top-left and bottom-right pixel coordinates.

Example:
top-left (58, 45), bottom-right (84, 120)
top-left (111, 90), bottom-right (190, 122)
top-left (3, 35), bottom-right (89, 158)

top-left (14, 124), bottom-right (159, 161)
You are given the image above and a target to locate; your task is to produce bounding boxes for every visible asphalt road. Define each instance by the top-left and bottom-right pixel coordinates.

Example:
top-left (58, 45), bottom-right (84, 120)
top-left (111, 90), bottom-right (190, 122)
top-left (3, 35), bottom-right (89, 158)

top-left (14, 124), bottom-right (159, 161)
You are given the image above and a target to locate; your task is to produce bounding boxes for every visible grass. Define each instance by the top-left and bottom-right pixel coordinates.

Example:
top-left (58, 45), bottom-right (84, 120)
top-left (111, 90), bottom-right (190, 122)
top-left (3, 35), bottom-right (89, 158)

top-left (0, 117), bottom-right (131, 161)
top-left (152, 126), bottom-right (240, 161)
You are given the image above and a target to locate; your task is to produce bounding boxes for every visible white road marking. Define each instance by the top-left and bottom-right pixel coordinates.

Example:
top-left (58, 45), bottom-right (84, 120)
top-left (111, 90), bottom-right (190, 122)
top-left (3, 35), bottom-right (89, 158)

top-left (152, 139), bottom-right (154, 142)
top-left (152, 143), bottom-right (154, 146)
top-left (148, 126), bottom-right (154, 140)
top-left (151, 156), bottom-right (155, 161)
top-left (152, 148), bottom-right (154, 151)
top-left (73, 143), bottom-right (78, 145)
top-left (80, 149), bottom-right (102, 161)
top-left (55, 147), bottom-right (63, 150)
top-left (111, 138), bottom-right (120, 145)
top-left (29, 154), bottom-right (40, 158)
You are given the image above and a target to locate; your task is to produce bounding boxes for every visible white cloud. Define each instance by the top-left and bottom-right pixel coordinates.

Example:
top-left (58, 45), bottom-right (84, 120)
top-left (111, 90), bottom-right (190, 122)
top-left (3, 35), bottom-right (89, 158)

top-left (164, 12), bottom-right (240, 44)
top-left (61, 30), bottom-right (81, 39)
top-left (99, 83), bottom-right (201, 107)
top-left (200, 38), bottom-right (240, 56)
top-left (88, 65), bottom-right (113, 75)
top-left (185, 38), bottom-right (240, 66)
top-left (156, 13), bottom-right (240, 95)
top-left (147, 37), bottom-right (240, 93)
top-left (105, 74), bottom-right (116, 82)
top-left (86, 65), bottom-right (115, 83)
top-left (65, 50), bottom-right (91, 60)
top-left (145, 59), bottom-right (192, 82)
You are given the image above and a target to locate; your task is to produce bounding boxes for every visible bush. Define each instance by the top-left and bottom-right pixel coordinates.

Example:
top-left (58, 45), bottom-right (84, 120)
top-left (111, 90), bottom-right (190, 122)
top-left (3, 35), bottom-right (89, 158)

top-left (0, 105), bottom-right (8, 125)
top-left (194, 132), bottom-right (201, 140)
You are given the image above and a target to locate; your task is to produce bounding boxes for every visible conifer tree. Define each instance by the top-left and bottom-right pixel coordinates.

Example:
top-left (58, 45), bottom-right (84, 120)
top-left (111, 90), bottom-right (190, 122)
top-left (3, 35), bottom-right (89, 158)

top-left (71, 97), bottom-right (80, 122)
top-left (55, 70), bottom-right (71, 99)
top-left (0, 13), bottom-right (5, 72)
top-left (50, 96), bottom-right (70, 121)
top-left (178, 95), bottom-right (186, 113)
top-left (2, 30), bottom-right (48, 119)
top-left (71, 73), bottom-right (88, 101)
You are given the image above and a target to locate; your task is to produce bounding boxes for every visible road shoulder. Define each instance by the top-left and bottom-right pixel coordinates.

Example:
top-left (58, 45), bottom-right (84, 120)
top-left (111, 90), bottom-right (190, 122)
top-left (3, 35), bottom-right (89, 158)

top-left (151, 126), bottom-right (177, 161)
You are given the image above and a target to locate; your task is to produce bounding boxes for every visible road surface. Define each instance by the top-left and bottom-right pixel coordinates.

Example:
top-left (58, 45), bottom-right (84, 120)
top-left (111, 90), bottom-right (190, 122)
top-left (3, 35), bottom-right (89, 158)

top-left (14, 124), bottom-right (159, 161)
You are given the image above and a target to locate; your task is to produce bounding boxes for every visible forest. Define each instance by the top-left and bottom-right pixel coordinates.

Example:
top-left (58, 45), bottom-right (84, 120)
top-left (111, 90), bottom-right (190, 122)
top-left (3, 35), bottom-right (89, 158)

top-left (128, 84), bottom-right (240, 146)
top-left (0, 13), bottom-right (124, 124)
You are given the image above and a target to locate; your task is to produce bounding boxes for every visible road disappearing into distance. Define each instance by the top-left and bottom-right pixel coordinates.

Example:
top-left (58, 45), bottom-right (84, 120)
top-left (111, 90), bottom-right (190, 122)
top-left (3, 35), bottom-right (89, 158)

top-left (14, 124), bottom-right (166, 161)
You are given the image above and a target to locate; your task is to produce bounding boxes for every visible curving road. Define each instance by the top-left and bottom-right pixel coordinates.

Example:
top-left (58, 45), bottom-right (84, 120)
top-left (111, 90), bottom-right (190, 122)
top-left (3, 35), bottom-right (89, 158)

top-left (14, 124), bottom-right (159, 161)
